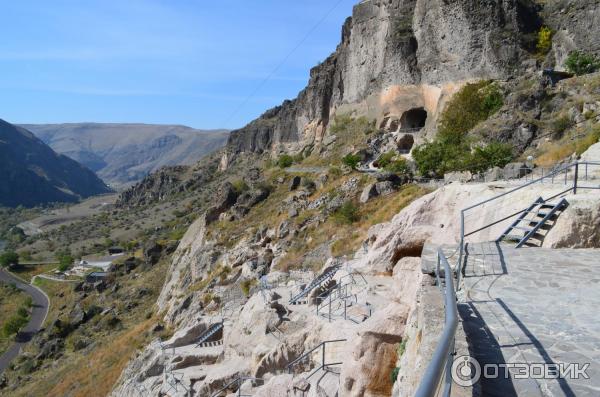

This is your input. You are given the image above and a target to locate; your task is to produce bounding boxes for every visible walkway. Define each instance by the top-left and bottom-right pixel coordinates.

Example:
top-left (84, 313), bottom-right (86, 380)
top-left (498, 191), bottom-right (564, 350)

top-left (0, 269), bottom-right (49, 374)
top-left (460, 242), bottom-right (600, 397)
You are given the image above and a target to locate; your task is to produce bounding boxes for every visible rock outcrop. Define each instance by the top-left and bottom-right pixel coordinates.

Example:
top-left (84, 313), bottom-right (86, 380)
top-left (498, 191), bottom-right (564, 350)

top-left (224, 0), bottom-right (542, 160)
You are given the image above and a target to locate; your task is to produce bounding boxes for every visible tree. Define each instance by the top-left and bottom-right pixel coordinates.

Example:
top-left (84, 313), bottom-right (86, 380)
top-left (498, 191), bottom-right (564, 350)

top-left (536, 26), bottom-right (553, 55)
top-left (0, 251), bottom-right (19, 267)
top-left (58, 255), bottom-right (73, 272)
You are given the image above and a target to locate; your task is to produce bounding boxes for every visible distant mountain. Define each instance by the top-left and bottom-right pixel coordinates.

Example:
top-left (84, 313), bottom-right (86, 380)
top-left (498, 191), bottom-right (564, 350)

top-left (21, 123), bottom-right (229, 189)
top-left (0, 119), bottom-right (111, 207)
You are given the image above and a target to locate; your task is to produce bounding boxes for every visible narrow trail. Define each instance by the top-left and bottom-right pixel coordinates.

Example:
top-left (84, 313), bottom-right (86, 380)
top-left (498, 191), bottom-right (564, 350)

top-left (0, 269), bottom-right (49, 374)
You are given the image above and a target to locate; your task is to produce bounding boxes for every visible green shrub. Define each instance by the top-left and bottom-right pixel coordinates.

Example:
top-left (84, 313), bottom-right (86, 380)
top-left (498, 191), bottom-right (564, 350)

top-left (390, 367), bottom-right (400, 383)
top-left (58, 254), bottom-right (74, 272)
top-left (240, 279), bottom-right (258, 296)
top-left (438, 81), bottom-right (503, 140)
top-left (536, 26), bottom-right (553, 54)
top-left (565, 51), bottom-right (600, 76)
top-left (333, 201), bottom-right (360, 225)
top-left (0, 251), bottom-right (19, 267)
top-left (553, 115), bottom-right (574, 136)
top-left (468, 143), bottom-right (514, 173)
top-left (2, 314), bottom-right (28, 336)
top-left (277, 154), bottom-right (294, 168)
top-left (377, 152), bottom-right (410, 174)
top-left (17, 307), bottom-right (29, 318)
top-left (413, 80), bottom-right (509, 177)
top-left (342, 153), bottom-right (362, 169)
top-left (231, 179), bottom-right (249, 194)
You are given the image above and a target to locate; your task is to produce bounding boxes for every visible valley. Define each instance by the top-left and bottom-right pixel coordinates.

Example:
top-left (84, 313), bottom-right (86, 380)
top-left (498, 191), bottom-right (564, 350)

top-left (1, 0), bottom-right (600, 397)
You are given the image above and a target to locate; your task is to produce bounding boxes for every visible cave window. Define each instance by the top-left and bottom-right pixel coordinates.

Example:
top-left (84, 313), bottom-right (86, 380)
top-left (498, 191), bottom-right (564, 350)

top-left (397, 134), bottom-right (415, 154)
top-left (400, 107), bottom-right (427, 131)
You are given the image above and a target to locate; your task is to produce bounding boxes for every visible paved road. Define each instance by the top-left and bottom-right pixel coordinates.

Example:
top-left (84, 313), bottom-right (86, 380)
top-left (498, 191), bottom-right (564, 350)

top-left (0, 269), bottom-right (49, 374)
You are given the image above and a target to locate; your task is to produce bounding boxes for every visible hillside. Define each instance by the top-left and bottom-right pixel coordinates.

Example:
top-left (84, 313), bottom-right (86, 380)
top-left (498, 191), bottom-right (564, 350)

top-left (2, 1), bottom-right (600, 396)
top-left (21, 123), bottom-right (229, 189)
top-left (0, 119), bottom-right (111, 208)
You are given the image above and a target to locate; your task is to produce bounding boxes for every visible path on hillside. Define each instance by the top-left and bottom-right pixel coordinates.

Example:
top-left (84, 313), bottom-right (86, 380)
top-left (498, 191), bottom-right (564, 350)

top-left (0, 269), bottom-right (49, 374)
top-left (460, 242), bottom-right (600, 396)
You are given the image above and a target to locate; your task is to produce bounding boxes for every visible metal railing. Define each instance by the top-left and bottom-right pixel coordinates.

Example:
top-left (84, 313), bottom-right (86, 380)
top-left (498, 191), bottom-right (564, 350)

top-left (210, 376), bottom-right (264, 397)
top-left (414, 248), bottom-right (458, 397)
top-left (457, 161), bottom-right (600, 288)
top-left (286, 339), bottom-right (346, 380)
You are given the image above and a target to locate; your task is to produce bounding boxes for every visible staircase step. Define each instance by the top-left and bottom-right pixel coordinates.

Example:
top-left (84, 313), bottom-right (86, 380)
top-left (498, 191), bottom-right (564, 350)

top-left (503, 234), bottom-right (524, 241)
top-left (512, 226), bottom-right (535, 232)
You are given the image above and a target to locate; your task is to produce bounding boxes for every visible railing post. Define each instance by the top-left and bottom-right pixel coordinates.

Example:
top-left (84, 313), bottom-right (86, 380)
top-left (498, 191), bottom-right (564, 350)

top-left (322, 343), bottom-right (326, 369)
top-left (328, 294), bottom-right (332, 322)
top-left (574, 162), bottom-right (579, 194)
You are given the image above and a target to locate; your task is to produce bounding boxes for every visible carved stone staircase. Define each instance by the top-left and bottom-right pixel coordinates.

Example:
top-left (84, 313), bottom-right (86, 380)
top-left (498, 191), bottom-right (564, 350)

top-left (289, 265), bottom-right (341, 305)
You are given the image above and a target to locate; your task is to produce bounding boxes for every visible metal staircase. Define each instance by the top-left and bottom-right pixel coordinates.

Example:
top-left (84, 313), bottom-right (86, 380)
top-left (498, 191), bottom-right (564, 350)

top-left (289, 265), bottom-right (341, 305)
top-left (497, 197), bottom-right (568, 248)
top-left (196, 322), bottom-right (224, 347)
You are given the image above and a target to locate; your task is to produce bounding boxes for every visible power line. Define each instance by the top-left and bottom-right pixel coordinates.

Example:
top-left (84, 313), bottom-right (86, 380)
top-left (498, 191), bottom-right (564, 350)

top-left (222, 0), bottom-right (346, 128)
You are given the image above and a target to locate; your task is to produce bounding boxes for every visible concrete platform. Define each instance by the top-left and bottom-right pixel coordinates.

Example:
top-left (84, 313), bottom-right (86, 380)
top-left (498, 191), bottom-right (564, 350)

top-left (461, 242), bottom-right (600, 397)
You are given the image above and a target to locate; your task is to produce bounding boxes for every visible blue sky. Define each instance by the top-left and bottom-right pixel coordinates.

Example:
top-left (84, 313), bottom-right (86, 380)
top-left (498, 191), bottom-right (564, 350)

top-left (0, 0), bottom-right (356, 130)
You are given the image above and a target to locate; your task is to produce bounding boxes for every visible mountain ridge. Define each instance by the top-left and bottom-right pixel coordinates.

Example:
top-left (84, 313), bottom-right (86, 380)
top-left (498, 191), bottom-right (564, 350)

top-left (21, 122), bottom-right (229, 188)
top-left (0, 119), bottom-right (112, 207)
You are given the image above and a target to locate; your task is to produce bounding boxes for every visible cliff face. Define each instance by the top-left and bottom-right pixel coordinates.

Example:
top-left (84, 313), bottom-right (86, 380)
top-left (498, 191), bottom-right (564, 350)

top-left (225, 0), bottom-right (530, 158)
top-left (224, 0), bottom-right (600, 162)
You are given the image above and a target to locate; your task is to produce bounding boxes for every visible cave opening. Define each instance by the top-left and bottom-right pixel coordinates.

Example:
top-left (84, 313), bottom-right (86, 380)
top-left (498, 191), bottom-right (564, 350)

top-left (397, 134), bottom-right (415, 154)
top-left (400, 107), bottom-right (427, 130)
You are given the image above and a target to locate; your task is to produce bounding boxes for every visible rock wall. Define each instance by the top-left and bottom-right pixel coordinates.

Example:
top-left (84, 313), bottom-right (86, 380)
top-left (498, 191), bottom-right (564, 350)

top-left (224, 0), bottom-right (534, 160)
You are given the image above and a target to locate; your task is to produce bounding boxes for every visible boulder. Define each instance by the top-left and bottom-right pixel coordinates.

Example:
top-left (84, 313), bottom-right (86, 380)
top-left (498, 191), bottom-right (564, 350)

top-left (443, 171), bottom-right (472, 183)
top-left (36, 338), bottom-right (64, 360)
top-left (143, 240), bottom-right (164, 266)
top-left (484, 166), bottom-right (503, 182)
top-left (360, 183), bottom-right (379, 203)
top-left (502, 162), bottom-right (531, 179)
top-left (68, 304), bottom-right (87, 327)
top-left (375, 181), bottom-right (395, 196)
top-left (206, 182), bottom-right (239, 223)
top-left (288, 207), bottom-right (298, 218)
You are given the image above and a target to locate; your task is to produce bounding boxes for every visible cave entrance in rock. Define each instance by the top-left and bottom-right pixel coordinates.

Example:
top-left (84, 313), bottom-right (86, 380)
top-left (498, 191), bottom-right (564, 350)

top-left (397, 134), bottom-right (415, 154)
top-left (400, 107), bottom-right (427, 130)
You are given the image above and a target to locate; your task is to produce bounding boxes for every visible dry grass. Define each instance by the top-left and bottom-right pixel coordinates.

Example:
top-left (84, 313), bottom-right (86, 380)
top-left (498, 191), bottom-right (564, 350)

top-left (11, 258), bottom-right (170, 397)
top-left (0, 283), bottom-right (31, 354)
top-left (10, 263), bottom-right (57, 282)
top-left (276, 184), bottom-right (429, 271)
top-left (45, 318), bottom-right (155, 397)
top-left (534, 125), bottom-right (600, 166)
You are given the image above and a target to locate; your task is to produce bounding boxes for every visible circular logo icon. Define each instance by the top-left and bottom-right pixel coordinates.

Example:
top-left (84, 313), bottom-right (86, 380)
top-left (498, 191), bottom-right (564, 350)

top-left (451, 355), bottom-right (481, 387)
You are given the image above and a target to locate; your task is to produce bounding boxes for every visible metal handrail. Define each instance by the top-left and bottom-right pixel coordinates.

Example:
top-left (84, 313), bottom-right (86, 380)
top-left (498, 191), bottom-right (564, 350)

top-left (210, 376), bottom-right (264, 397)
top-left (286, 339), bottom-right (346, 380)
top-left (415, 248), bottom-right (458, 397)
top-left (457, 161), bottom-right (600, 288)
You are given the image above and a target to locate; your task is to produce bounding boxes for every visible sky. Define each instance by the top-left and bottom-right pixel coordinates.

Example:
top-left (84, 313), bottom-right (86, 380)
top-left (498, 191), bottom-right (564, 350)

top-left (0, 0), bottom-right (357, 130)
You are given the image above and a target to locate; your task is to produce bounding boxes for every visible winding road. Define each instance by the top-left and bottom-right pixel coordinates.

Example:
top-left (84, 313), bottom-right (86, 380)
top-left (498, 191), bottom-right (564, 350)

top-left (0, 268), bottom-right (49, 374)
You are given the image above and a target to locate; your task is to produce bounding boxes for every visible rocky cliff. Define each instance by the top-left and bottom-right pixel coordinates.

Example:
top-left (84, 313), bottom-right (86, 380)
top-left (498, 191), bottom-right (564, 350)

top-left (225, 0), bottom-right (532, 159)
top-left (224, 0), bottom-right (600, 163)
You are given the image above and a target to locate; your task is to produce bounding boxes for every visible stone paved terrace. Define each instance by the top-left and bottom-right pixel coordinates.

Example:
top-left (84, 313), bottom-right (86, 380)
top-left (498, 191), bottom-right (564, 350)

top-left (460, 242), bottom-right (600, 397)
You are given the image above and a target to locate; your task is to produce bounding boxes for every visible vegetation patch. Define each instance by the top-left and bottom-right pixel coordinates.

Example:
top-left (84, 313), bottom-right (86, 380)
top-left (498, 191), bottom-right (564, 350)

top-left (565, 51), bottom-right (600, 76)
top-left (413, 81), bottom-right (511, 177)
top-left (0, 283), bottom-right (32, 354)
